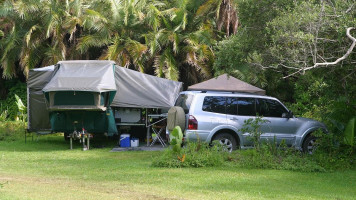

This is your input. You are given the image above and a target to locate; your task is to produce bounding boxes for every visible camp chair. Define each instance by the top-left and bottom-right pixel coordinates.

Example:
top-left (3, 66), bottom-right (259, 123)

top-left (147, 113), bottom-right (167, 147)
top-left (150, 124), bottom-right (166, 147)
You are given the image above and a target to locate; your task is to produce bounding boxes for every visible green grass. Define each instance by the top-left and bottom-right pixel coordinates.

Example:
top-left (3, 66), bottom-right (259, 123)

top-left (0, 135), bottom-right (355, 200)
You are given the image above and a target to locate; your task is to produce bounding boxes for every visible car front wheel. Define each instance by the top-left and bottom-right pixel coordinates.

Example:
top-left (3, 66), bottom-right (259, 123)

top-left (302, 134), bottom-right (317, 154)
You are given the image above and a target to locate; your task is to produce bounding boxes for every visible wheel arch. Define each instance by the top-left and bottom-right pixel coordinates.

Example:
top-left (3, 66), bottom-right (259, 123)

top-left (300, 126), bottom-right (327, 147)
top-left (211, 128), bottom-right (241, 147)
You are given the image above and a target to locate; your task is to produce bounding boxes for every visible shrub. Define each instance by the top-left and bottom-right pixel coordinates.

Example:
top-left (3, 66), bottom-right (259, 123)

top-left (229, 146), bottom-right (326, 172)
top-left (152, 141), bottom-right (227, 168)
top-left (0, 121), bottom-right (26, 141)
top-left (238, 116), bottom-right (268, 151)
top-left (310, 130), bottom-right (356, 170)
top-left (0, 81), bottom-right (27, 120)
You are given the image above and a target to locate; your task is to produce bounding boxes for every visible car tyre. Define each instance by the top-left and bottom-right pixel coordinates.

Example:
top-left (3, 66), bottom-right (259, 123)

top-left (302, 134), bottom-right (317, 154)
top-left (212, 133), bottom-right (237, 152)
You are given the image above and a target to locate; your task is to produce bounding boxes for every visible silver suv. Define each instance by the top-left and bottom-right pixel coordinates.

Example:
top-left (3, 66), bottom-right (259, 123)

top-left (171, 91), bottom-right (327, 153)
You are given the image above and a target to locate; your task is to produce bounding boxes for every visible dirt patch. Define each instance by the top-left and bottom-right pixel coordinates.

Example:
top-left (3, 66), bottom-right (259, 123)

top-left (0, 174), bottom-right (183, 200)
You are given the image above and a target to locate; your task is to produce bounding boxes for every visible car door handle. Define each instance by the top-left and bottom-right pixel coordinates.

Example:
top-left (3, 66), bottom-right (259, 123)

top-left (230, 117), bottom-right (238, 121)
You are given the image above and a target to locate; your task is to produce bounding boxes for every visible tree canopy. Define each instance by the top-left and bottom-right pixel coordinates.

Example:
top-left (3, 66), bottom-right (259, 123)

top-left (0, 0), bottom-right (234, 84)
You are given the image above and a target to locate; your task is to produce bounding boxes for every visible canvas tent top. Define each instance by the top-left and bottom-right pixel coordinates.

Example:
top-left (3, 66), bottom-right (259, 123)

top-left (43, 60), bottom-right (116, 93)
top-left (112, 66), bottom-right (182, 108)
top-left (188, 74), bottom-right (265, 95)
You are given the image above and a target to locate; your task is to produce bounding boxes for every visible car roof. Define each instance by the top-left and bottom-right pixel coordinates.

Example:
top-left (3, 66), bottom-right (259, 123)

top-left (179, 90), bottom-right (278, 101)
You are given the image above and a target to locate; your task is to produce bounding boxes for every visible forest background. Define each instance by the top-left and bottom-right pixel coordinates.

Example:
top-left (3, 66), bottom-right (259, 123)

top-left (0, 0), bottom-right (355, 137)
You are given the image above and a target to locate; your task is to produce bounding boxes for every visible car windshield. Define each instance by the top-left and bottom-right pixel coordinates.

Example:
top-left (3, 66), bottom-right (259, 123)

top-left (174, 94), bottom-right (194, 114)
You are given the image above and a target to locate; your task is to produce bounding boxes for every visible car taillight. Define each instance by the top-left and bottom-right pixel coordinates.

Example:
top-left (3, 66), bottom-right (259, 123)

top-left (188, 115), bottom-right (198, 130)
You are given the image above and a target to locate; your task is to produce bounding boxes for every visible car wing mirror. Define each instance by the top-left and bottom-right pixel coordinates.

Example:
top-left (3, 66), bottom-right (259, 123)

top-left (288, 110), bottom-right (294, 118)
top-left (282, 111), bottom-right (293, 118)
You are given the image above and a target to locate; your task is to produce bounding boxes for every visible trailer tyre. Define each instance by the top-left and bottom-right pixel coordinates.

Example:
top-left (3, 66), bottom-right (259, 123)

top-left (167, 106), bottom-right (186, 131)
top-left (64, 132), bottom-right (70, 141)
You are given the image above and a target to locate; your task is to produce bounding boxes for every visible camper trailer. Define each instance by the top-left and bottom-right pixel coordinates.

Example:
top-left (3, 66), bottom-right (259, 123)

top-left (27, 60), bottom-right (182, 142)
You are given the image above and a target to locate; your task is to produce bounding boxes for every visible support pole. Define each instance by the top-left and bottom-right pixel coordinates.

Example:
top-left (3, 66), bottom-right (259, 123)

top-left (146, 108), bottom-right (150, 146)
top-left (82, 134), bottom-right (86, 151)
top-left (87, 134), bottom-right (90, 150)
top-left (146, 126), bottom-right (150, 146)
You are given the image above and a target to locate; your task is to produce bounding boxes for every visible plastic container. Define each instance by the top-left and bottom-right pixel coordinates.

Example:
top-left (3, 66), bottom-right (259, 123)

top-left (120, 134), bottom-right (131, 147)
top-left (131, 138), bottom-right (139, 147)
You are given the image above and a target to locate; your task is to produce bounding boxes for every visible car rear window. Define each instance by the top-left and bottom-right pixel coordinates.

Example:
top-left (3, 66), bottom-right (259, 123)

top-left (175, 94), bottom-right (194, 114)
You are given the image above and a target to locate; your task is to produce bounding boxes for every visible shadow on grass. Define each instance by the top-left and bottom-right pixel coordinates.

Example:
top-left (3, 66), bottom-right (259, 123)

top-left (0, 135), bottom-right (118, 152)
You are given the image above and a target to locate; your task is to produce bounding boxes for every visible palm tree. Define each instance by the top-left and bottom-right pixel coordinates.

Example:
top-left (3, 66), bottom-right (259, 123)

top-left (0, 0), bottom-right (218, 84)
top-left (77, 0), bottom-right (149, 72)
top-left (196, 0), bottom-right (239, 36)
top-left (0, 0), bottom-right (90, 78)
top-left (76, 0), bottom-right (217, 81)
top-left (143, 0), bottom-right (216, 82)
top-left (0, 0), bottom-right (39, 78)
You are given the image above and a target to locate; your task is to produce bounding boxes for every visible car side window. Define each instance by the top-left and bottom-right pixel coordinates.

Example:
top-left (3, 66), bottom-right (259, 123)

top-left (226, 97), bottom-right (238, 115)
top-left (256, 98), bottom-right (287, 117)
top-left (202, 96), bottom-right (226, 114)
top-left (237, 98), bottom-right (256, 116)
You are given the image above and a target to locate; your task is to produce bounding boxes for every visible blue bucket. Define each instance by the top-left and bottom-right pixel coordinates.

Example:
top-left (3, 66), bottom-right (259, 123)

top-left (120, 134), bottom-right (131, 147)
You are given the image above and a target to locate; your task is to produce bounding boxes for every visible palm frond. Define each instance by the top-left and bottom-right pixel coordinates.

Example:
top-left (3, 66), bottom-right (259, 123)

top-left (196, 0), bottom-right (220, 17)
top-left (0, 0), bottom-right (14, 17)
top-left (1, 57), bottom-right (17, 79)
top-left (153, 54), bottom-right (165, 77)
top-left (143, 31), bottom-right (161, 55)
top-left (146, 3), bottom-right (162, 31)
top-left (43, 43), bottom-right (64, 65)
top-left (164, 49), bottom-right (179, 81)
top-left (125, 38), bottom-right (147, 63)
top-left (24, 24), bottom-right (40, 46)
top-left (20, 44), bottom-right (43, 77)
top-left (13, 0), bottom-right (41, 19)
top-left (105, 34), bottom-right (122, 60)
top-left (77, 32), bottom-right (111, 53)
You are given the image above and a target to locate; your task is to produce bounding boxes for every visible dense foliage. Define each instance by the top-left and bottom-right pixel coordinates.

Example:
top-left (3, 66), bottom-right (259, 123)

top-left (0, 0), bottom-right (237, 83)
top-left (214, 0), bottom-right (355, 143)
top-left (0, 80), bottom-right (26, 120)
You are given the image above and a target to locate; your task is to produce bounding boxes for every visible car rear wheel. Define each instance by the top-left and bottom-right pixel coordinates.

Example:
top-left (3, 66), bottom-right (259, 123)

top-left (212, 133), bottom-right (237, 152)
top-left (302, 134), bottom-right (317, 154)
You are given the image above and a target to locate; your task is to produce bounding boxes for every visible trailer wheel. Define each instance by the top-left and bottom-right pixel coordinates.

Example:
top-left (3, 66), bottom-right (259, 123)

top-left (64, 132), bottom-right (70, 141)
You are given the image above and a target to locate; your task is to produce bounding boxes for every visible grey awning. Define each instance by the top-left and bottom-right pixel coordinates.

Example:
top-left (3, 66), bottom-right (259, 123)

top-left (111, 66), bottom-right (183, 108)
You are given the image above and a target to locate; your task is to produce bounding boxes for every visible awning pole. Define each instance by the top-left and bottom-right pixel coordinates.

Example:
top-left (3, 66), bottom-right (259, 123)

top-left (146, 108), bottom-right (149, 146)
